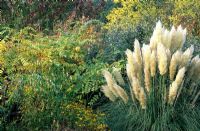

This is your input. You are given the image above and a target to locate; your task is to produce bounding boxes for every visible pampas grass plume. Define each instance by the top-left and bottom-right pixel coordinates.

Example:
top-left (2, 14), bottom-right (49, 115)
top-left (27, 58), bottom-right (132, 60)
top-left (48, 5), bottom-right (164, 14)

top-left (180, 45), bottom-right (194, 67)
top-left (114, 84), bottom-right (129, 103)
top-left (157, 44), bottom-right (168, 75)
top-left (101, 85), bottom-right (116, 102)
top-left (131, 77), bottom-right (141, 100)
top-left (134, 39), bottom-right (143, 67)
top-left (150, 50), bottom-right (157, 77)
top-left (169, 50), bottom-right (181, 80)
top-left (170, 25), bottom-right (187, 51)
top-left (102, 70), bottom-right (119, 97)
top-left (168, 82), bottom-right (179, 105)
top-left (142, 44), bottom-right (151, 92)
top-left (112, 67), bottom-right (125, 86)
top-left (175, 67), bottom-right (186, 86)
top-left (139, 87), bottom-right (146, 109)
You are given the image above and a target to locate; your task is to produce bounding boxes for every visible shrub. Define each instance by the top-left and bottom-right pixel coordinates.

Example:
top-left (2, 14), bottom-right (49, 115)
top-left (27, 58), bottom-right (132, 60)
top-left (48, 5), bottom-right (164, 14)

top-left (105, 1), bottom-right (173, 30)
top-left (101, 21), bottom-right (200, 130)
top-left (170, 0), bottom-right (200, 36)
top-left (101, 25), bottom-right (147, 63)
top-left (0, 24), bottom-right (109, 129)
top-left (0, 67), bottom-right (107, 130)
top-left (106, 0), bottom-right (200, 37)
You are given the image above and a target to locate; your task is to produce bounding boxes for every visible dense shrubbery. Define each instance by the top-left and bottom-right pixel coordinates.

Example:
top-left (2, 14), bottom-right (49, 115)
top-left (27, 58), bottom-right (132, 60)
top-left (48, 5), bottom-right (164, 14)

top-left (1, 67), bottom-right (107, 130)
top-left (0, 23), bottom-right (109, 130)
top-left (1, 0), bottom-right (200, 130)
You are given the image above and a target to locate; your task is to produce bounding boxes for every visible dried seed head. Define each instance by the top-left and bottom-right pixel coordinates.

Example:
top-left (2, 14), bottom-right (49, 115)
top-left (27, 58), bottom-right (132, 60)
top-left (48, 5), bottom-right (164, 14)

top-left (101, 85), bottom-right (116, 102)
top-left (144, 67), bottom-right (151, 92)
top-left (126, 64), bottom-right (132, 82)
top-left (131, 77), bottom-right (141, 100)
top-left (150, 50), bottom-right (157, 77)
top-left (139, 87), bottom-right (146, 109)
top-left (134, 39), bottom-right (143, 67)
top-left (157, 44), bottom-right (168, 75)
top-left (170, 25), bottom-right (187, 52)
top-left (180, 45), bottom-right (194, 68)
top-left (168, 82), bottom-right (179, 105)
top-left (114, 84), bottom-right (129, 103)
top-left (175, 67), bottom-right (186, 86)
top-left (150, 21), bottom-right (163, 50)
top-left (166, 48), bottom-right (171, 63)
top-left (142, 44), bottom-right (151, 68)
top-left (126, 49), bottom-right (138, 78)
top-left (169, 50), bottom-right (181, 80)
top-left (102, 70), bottom-right (118, 97)
top-left (112, 67), bottom-right (125, 86)
top-left (126, 49), bottom-right (134, 65)
top-left (162, 29), bottom-right (172, 49)
top-left (142, 44), bottom-right (151, 91)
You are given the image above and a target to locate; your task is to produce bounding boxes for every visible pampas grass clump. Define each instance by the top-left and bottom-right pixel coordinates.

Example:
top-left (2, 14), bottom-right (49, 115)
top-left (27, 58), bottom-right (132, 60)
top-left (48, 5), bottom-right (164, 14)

top-left (101, 21), bottom-right (200, 131)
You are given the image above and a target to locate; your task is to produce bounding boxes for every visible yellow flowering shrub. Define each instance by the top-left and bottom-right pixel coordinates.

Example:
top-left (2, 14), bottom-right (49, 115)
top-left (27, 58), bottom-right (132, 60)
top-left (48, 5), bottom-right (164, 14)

top-left (106, 0), bottom-right (200, 36)
top-left (105, 0), bottom-right (142, 29)
top-left (63, 102), bottom-right (107, 130)
top-left (170, 0), bottom-right (200, 35)
top-left (105, 1), bottom-right (173, 29)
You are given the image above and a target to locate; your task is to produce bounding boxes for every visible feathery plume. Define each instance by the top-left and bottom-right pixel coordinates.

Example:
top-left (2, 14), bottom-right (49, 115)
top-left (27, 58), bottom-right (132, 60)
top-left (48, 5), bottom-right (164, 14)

top-left (126, 64), bottom-right (132, 82)
top-left (126, 49), bottom-right (134, 65)
top-left (150, 50), bottom-right (157, 77)
top-left (162, 29), bottom-right (172, 49)
top-left (134, 39), bottom-right (143, 67)
top-left (102, 70), bottom-right (119, 97)
top-left (139, 87), bottom-right (146, 109)
top-left (180, 45), bottom-right (194, 68)
top-left (157, 44), bottom-right (168, 75)
top-left (131, 76), bottom-right (141, 100)
top-left (114, 84), bottom-right (129, 103)
top-left (142, 44), bottom-right (151, 91)
top-left (112, 67), bottom-right (125, 86)
top-left (144, 67), bottom-right (151, 92)
top-left (150, 21), bottom-right (163, 50)
top-left (175, 67), bottom-right (186, 86)
top-left (168, 82), bottom-right (178, 105)
top-left (169, 50), bottom-right (181, 80)
top-left (169, 26), bottom-right (176, 51)
top-left (142, 44), bottom-right (151, 66)
top-left (168, 66), bottom-right (186, 105)
top-left (126, 49), bottom-right (138, 78)
top-left (177, 25), bottom-right (187, 49)
top-left (134, 39), bottom-right (143, 80)
top-left (170, 25), bottom-right (187, 52)
top-left (101, 85), bottom-right (116, 102)
top-left (166, 48), bottom-right (171, 63)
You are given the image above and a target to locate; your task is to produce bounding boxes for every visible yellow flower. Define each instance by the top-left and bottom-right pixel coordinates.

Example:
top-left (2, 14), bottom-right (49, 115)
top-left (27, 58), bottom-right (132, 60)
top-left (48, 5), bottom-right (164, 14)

top-left (75, 46), bottom-right (80, 52)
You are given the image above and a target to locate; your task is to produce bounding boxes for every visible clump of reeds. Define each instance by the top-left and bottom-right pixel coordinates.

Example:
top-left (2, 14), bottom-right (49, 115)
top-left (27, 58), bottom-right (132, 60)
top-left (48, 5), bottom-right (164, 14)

top-left (101, 21), bottom-right (200, 130)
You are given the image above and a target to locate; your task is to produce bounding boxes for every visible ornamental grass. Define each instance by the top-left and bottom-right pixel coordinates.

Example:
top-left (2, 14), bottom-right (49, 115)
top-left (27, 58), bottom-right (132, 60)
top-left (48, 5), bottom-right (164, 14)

top-left (101, 21), bottom-right (200, 130)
